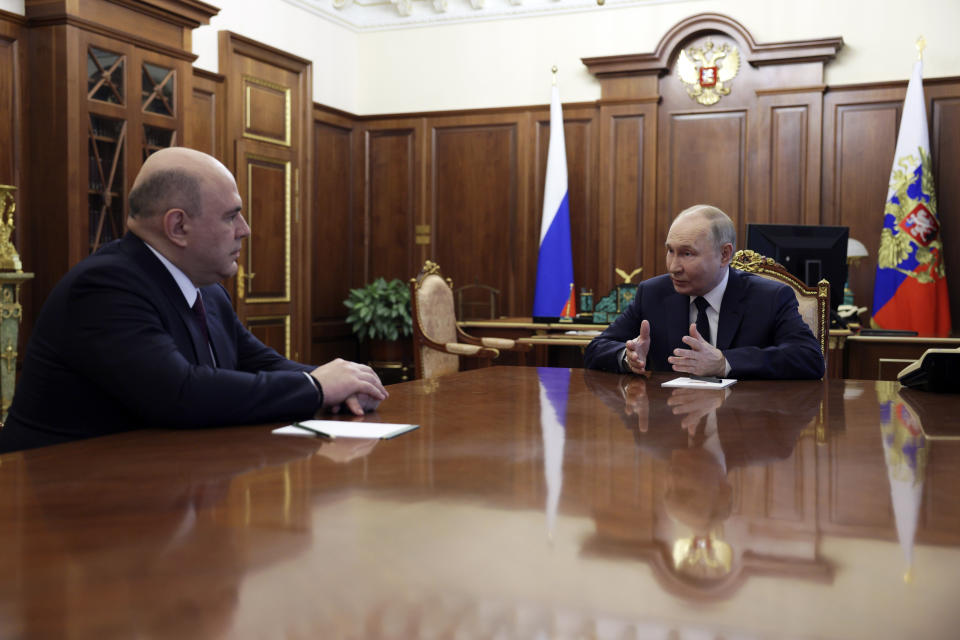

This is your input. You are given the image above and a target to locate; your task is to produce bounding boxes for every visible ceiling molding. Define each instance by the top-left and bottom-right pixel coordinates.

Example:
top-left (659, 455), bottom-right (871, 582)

top-left (281, 0), bottom-right (702, 33)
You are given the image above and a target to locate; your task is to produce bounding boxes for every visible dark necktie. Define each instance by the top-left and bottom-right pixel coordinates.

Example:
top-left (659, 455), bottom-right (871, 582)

top-left (694, 296), bottom-right (711, 345)
top-left (192, 292), bottom-right (211, 346)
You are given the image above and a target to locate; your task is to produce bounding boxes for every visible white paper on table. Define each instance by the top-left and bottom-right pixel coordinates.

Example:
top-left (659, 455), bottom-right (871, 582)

top-left (661, 377), bottom-right (737, 389)
top-left (273, 420), bottom-right (419, 440)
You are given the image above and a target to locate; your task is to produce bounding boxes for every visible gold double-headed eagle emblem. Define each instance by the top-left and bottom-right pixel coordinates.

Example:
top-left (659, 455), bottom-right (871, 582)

top-left (677, 40), bottom-right (741, 106)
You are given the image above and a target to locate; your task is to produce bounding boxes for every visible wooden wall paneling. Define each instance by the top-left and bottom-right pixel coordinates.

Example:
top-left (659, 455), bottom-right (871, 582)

top-left (533, 104), bottom-right (598, 311)
top-left (586, 13), bottom-right (840, 284)
top-left (21, 22), bottom-right (81, 341)
top-left (427, 112), bottom-right (529, 316)
top-left (360, 117), bottom-right (424, 284)
top-left (219, 31), bottom-right (312, 361)
top-left (656, 108), bottom-right (747, 266)
top-left (928, 81), bottom-right (960, 329)
top-left (0, 11), bottom-right (23, 189)
top-left (750, 89), bottom-right (823, 229)
top-left (312, 105), bottom-right (359, 364)
top-left (596, 102), bottom-right (657, 296)
top-left (187, 68), bottom-right (225, 162)
top-left (822, 86), bottom-right (904, 317)
top-left (0, 11), bottom-right (27, 365)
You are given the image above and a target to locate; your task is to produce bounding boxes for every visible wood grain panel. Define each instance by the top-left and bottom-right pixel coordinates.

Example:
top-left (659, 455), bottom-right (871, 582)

top-left (243, 77), bottom-right (288, 145)
top-left (431, 123), bottom-right (517, 315)
top-left (245, 157), bottom-right (289, 300)
top-left (0, 28), bottom-right (20, 187)
top-left (186, 69), bottom-right (224, 161)
top-left (658, 112), bottom-right (745, 267)
top-left (313, 118), bottom-right (355, 318)
top-left (769, 106), bottom-right (807, 224)
top-left (219, 31), bottom-right (311, 361)
top-left (931, 95), bottom-right (960, 328)
top-left (823, 97), bottom-right (900, 316)
top-left (247, 315), bottom-right (289, 359)
top-left (610, 115), bottom-right (644, 284)
top-left (310, 112), bottom-right (358, 364)
top-left (596, 103), bottom-right (656, 295)
top-left (365, 127), bottom-right (416, 282)
top-left (534, 108), bottom-right (596, 309)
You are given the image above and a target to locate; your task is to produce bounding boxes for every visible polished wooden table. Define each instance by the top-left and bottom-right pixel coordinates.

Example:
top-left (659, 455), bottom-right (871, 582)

top-left (2, 367), bottom-right (960, 638)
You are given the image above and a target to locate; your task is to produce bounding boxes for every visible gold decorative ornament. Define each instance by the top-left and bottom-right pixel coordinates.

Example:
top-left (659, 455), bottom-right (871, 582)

top-left (677, 40), bottom-right (740, 106)
top-left (672, 532), bottom-right (733, 579)
top-left (0, 186), bottom-right (23, 272)
top-left (615, 267), bottom-right (642, 284)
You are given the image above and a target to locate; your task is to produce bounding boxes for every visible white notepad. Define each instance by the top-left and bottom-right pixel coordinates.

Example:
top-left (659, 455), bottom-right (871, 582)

top-left (273, 420), bottom-right (419, 440)
top-left (661, 377), bottom-right (737, 389)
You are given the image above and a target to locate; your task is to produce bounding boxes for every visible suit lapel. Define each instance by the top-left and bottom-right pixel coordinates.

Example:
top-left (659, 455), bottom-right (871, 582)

top-left (665, 292), bottom-right (690, 357)
top-left (200, 286), bottom-right (232, 369)
top-left (717, 268), bottom-right (745, 350)
top-left (121, 233), bottom-right (215, 367)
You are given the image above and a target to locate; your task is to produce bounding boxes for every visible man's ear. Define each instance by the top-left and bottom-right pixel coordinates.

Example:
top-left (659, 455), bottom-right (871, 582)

top-left (720, 243), bottom-right (734, 265)
top-left (162, 208), bottom-right (189, 247)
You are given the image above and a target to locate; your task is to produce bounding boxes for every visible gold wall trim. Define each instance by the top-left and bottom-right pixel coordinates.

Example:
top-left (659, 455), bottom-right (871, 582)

top-left (242, 75), bottom-right (291, 147)
top-left (247, 314), bottom-right (291, 359)
top-left (244, 154), bottom-right (291, 303)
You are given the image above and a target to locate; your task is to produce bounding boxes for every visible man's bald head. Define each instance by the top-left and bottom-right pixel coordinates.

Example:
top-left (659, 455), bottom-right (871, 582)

top-left (128, 147), bottom-right (231, 220)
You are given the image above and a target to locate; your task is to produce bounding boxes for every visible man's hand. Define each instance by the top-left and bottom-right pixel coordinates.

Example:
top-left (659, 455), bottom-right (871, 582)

top-left (624, 320), bottom-right (652, 375)
top-left (667, 387), bottom-right (727, 435)
top-left (619, 375), bottom-right (650, 433)
top-left (310, 359), bottom-right (388, 416)
top-left (667, 324), bottom-right (727, 377)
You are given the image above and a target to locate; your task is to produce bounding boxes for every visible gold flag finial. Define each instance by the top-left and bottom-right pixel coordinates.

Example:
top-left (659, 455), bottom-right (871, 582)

top-left (551, 65), bottom-right (558, 86)
top-left (916, 36), bottom-right (926, 61)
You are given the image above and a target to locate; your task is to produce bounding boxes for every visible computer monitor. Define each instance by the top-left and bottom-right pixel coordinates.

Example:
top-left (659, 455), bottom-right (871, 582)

top-left (745, 223), bottom-right (848, 311)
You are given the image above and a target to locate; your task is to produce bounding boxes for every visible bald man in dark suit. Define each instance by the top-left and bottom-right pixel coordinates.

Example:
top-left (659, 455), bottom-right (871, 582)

top-left (0, 148), bottom-right (386, 452)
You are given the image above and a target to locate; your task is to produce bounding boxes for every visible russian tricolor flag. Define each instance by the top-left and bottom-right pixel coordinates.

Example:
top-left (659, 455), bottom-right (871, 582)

top-left (872, 59), bottom-right (951, 336)
top-left (533, 80), bottom-right (575, 320)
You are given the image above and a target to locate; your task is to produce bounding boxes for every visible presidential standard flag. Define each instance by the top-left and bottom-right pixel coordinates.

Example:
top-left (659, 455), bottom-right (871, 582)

top-left (872, 59), bottom-right (951, 336)
top-left (533, 80), bottom-right (575, 319)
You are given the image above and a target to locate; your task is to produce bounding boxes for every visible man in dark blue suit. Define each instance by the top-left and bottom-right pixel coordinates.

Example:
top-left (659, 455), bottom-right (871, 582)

top-left (0, 147), bottom-right (387, 452)
top-left (584, 205), bottom-right (823, 380)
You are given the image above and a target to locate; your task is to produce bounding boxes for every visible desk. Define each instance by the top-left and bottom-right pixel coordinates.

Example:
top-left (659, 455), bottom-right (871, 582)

top-left (845, 335), bottom-right (960, 380)
top-left (463, 317), bottom-right (847, 375)
top-left (1, 368), bottom-right (959, 637)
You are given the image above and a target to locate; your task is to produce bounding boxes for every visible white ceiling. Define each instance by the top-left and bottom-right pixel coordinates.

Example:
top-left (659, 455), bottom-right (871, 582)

top-left (281, 0), bottom-right (697, 32)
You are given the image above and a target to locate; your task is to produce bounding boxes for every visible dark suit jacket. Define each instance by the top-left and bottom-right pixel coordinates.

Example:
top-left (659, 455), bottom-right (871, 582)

top-left (583, 269), bottom-right (824, 379)
top-left (0, 233), bottom-right (320, 452)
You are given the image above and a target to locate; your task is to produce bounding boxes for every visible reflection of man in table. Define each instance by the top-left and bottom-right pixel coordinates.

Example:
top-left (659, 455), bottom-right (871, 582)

top-left (584, 204), bottom-right (824, 380)
top-left (582, 369), bottom-right (824, 588)
top-left (583, 370), bottom-right (821, 466)
top-left (5, 434), bottom-right (326, 637)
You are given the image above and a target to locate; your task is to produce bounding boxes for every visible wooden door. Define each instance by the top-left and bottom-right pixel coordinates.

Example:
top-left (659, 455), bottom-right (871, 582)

top-left (219, 33), bottom-right (311, 361)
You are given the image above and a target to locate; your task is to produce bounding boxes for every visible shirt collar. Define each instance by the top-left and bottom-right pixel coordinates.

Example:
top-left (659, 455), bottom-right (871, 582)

top-left (691, 267), bottom-right (729, 312)
top-left (143, 241), bottom-right (200, 307)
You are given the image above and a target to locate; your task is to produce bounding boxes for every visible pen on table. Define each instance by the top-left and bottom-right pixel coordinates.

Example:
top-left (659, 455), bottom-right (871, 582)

top-left (689, 375), bottom-right (723, 384)
top-left (293, 422), bottom-right (335, 439)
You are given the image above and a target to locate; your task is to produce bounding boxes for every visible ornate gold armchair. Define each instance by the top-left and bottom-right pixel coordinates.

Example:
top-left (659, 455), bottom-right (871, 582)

top-left (730, 249), bottom-right (829, 363)
top-left (409, 260), bottom-right (530, 379)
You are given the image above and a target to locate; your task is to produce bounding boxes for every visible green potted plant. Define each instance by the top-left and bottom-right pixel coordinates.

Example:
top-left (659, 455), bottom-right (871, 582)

top-left (344, 277), bottom-right (413, 369)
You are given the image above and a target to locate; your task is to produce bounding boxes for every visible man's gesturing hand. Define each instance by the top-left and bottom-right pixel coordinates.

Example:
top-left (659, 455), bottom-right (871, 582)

top-left (624, 319), bottom-right (652, 375)
top-left (667, 323), bottom-right (726, 377)
top-left (310, 359), bottom-right (388, 416)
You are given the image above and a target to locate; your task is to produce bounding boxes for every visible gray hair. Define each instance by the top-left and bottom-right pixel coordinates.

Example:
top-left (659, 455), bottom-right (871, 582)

top-left (676, 204), bottom-right (736, 253)
top-left (128, 168), bottom-right (202, 219)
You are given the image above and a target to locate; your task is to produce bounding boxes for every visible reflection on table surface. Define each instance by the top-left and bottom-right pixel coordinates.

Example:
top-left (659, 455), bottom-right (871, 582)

top-left (1, 366), bottom-right (959, 638)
